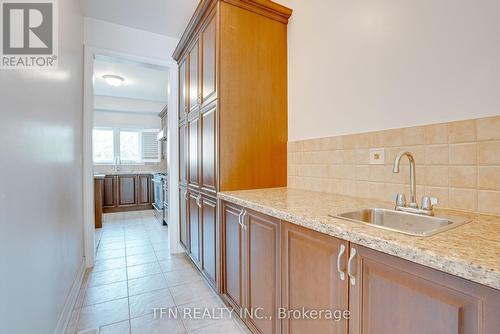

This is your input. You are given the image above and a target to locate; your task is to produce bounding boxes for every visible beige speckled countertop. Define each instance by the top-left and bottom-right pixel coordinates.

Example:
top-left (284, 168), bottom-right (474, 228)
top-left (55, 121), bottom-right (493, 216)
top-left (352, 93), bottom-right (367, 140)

top-left (218, 188), bottom-right (500, 290)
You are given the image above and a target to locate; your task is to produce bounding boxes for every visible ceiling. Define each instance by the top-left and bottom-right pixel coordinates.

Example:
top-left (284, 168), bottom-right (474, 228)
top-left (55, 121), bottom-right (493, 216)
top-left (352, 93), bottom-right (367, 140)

top-left (94, 54), bottom-right (169, 105)
top-left (81, 0), bottom-right (199, 38)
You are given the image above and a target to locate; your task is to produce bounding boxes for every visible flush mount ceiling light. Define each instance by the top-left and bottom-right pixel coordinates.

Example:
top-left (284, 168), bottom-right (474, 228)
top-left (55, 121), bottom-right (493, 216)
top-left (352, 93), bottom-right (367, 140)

top-left (102, 74), bottom-right (125, 87)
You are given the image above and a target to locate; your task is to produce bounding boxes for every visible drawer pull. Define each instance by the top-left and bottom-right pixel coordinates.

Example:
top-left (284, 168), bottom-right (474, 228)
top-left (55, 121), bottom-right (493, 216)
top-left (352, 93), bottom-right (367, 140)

top-left (347, 247), bottom-right (357, 286)
top-left (337, 244), bottom-right (346, 281)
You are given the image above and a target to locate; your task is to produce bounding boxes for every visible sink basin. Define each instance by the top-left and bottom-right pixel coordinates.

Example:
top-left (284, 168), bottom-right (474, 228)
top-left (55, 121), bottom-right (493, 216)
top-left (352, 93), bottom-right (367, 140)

top-left (332, 208), bottom-right (470, 236)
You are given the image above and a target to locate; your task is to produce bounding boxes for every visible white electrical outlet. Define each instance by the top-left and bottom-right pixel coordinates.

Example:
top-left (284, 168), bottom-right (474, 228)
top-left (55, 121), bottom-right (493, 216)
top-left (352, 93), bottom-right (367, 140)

top-left (369, 148), bottom-right (385, 165)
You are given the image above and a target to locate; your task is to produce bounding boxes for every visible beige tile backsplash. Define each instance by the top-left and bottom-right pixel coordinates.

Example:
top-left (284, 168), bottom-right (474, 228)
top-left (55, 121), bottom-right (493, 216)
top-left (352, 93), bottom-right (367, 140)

top-left (288, 115), bottom-right (500, 216)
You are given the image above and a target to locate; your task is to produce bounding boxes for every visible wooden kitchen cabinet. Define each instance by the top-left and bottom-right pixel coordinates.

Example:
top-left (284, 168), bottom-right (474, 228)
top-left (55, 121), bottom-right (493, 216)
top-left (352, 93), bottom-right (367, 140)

top-left (179, 122), bottom-right (188, 186)
top-left (221, 202), bottom-right (282, 334)
top-left (188, 39), bottom-right (200, 113)
top-left (201, 13), bottom-right (217, 106)
top-left (245, 210), bottom-right (281, 334)
top-left (137, 174), bottom-right (151, 205)
top-left (94, 177), bottom-right (104, 228)
top-left (179, 59), bottom-right (188, 122)
top-left (201, 194), bottom-right (218, 289)
top-left (117, 174), bottom-right (137, 207)
top-left (188, 113), bottom-right (200, 189)
top-left (188, 190), bottom-right (202, 268)
top-left (281, 221), bottom-right (349, 334)
top-left (102, 175), bottom-right (117, 209)
top-left (200, 102), bottom-right (217, 194)
top-left (221, 201), bottom-right (245, 312)
top-left (348, 244), bottom-right (500, 334)
top-left (179, 186), bottom-right (189, 250)
top-left (176, 0), bottom-right (291, 301)
top-left (101, 174), bottom-right (153, 213)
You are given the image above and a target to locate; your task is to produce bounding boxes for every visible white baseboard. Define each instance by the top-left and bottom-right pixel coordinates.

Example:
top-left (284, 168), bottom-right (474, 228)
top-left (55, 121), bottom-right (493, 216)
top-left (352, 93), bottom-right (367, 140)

top-left (54, 258), bottom-right (86, 334)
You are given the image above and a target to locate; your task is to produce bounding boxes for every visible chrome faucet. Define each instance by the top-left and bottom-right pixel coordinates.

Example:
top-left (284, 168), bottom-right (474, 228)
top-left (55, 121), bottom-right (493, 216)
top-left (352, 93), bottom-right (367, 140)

top-left (393, 151), bottom-right (417, 208)
top-left (393, 151), bottom-right (437, 216)
top-left (113, 156), bottom-right (121, 172)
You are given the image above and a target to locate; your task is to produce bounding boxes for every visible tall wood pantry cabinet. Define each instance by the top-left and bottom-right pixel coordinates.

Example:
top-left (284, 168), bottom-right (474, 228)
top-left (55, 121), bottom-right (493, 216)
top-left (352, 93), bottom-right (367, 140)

top-left (174, 0), bottom-right (291, 291)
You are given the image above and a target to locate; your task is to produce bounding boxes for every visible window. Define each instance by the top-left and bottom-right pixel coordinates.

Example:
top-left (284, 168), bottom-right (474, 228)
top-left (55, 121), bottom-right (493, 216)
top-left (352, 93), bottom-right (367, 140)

top-left (120, 130), bottom-right (140, 163)
top-left (93, 128), bottom-right (114, 163)
top-left (92, 127), bottom-right (160, 164)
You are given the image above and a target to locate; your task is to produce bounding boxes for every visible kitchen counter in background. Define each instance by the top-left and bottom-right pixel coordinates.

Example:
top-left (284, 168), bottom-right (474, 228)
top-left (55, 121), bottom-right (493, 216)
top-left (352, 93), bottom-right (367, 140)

top-left (218, 187), bottom-right (500, 290)
top-left (94, 171), bottom-right (158, 176)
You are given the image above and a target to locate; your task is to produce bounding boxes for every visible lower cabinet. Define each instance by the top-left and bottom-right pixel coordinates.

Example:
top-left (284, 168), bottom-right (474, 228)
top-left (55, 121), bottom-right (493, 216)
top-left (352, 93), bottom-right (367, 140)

top-left (348, 244), bottom-right (500, 334)
top-left (221, 202), bottom-right (281, 334)
top-left (179, 186), bottom-right (189, 250)
top-left (221, 201), bottom-right (245, 312)
top-left (201, 195), bottom-right (217, 289)
top-left (245, 210), bottom-right (281, 334)
top-left (102, 176), bottom-right (117, 209)
top-left (101, 174), bottom-right (153, 213)
top-left (117, 174), bottom-right (137, 207)
top-left (188, 191), bottom-right (202, 268)
top-left (219, 200), bottom-right (500, 334)
top-left (281, 221), bottom-right (348, 334)
top-left (179, 189), bottom-right (219, 289)
top-left (137, 174), bottom-right (152, 205)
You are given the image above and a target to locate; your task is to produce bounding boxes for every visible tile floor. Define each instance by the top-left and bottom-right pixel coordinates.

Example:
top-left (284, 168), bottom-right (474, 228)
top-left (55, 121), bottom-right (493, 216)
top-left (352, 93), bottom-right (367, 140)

top-left (66, 210), bottom-right (249, 334)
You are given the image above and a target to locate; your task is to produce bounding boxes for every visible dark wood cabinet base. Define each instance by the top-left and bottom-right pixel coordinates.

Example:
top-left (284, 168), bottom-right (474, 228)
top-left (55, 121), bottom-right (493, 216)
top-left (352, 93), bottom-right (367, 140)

top-left (97, 174), bottom-right (154, 215)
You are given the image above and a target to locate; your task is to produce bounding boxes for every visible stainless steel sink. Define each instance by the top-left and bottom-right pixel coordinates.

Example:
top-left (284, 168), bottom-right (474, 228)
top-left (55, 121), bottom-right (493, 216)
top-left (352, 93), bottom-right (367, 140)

top-left (332, 208), bottom-right (470, 236)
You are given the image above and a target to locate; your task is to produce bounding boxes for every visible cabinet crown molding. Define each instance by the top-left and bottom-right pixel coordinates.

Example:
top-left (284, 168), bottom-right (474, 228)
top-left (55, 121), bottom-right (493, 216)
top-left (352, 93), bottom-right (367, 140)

top-left (172, 0), bottom-right (292, 61)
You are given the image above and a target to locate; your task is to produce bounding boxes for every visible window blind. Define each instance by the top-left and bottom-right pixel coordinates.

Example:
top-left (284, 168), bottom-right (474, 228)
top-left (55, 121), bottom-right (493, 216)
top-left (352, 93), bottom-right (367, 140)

top-left (142, 130), bottom-right (160, 162)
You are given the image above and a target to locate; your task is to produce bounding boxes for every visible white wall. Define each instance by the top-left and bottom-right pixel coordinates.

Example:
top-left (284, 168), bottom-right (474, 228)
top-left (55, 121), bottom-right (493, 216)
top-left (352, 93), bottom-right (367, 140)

top-left (0, 0), bottom-right (84, 332)
top-left (280, 0), bottom-right (500, 140)
top-left (94, 110), bottom-right (160, 129)
top-left (84, 17), bottom-right (179, 61)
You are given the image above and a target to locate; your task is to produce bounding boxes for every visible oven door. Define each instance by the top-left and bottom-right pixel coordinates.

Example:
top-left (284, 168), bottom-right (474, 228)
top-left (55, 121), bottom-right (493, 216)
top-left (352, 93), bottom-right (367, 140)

top-left (152, 177), bottom-right (163, 212)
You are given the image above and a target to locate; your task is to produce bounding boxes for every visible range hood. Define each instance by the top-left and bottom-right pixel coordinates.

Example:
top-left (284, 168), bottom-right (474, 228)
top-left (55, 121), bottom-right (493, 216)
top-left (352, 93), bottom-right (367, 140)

top-left (157, 129), bottom-right (166, 141)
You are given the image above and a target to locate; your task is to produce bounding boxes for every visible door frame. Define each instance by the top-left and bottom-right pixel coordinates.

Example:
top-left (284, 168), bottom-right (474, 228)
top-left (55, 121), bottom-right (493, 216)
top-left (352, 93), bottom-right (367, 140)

top-left (82, 45), bottom-right (180, 268)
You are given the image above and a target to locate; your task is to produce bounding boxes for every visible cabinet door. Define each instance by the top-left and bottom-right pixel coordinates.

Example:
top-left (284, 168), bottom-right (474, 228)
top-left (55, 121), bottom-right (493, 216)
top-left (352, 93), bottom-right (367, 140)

top-left (137, 175), bottom-right (151, 205)
top-left (201, 104), bottom-right (217, 192)
top-left (244, 210), bottom-right (281, 334)
top-left (188, 191), bottom-right (202, 268)
top-left (103, 176), bottom-right (117, 208)
top-left (179, 58), bottom-right (188, 121)
top-left (201, 195), bottom-right (217, 289)
top-left (188, 39), bottom-right (200, 112)
top-left (201, 14), bottom-right (217, 105)
top-left (349, 244), bottom-right (500, 334)
top-left (221, 202), bottom-right (245, 312)
top-left (188, 114), bottom-right (200, 188)
top-left (117, 175), bottom-right (137, 207)
top-left (179, 122), bottom-right (188, 185)
top-left (179, 187), bottom-right (189, 250)
top-left (282, 222), bottom-right (349, 334)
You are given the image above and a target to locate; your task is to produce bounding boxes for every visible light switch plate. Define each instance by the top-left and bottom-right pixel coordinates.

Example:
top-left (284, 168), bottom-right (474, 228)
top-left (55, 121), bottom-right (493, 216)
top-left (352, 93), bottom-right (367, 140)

top-left (369, 148), bottom-right (385, 165)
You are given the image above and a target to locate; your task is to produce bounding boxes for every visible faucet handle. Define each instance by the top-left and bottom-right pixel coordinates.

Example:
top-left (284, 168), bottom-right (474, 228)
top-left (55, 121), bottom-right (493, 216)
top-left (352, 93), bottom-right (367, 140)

top-left (395, 193), bottom-right (406, 207)
top-left (421, 196), bottom-right (438, 210)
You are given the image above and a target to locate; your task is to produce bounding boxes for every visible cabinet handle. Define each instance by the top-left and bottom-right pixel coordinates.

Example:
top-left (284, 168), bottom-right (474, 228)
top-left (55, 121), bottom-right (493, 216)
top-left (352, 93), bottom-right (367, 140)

top-left (184, 191), bottom-right (188, 201)
top-left (337, 244), bottom-right (346, 281)
top-left (238, 210), bottom-right (247, 230)
top-left (347, 247), bottom-right (357, 286)
top-left (196, 195), bottom-right (202, 208)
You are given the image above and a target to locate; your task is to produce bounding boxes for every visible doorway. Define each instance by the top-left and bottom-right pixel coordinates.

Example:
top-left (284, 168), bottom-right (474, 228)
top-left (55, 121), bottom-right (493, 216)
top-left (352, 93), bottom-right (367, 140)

top-left (83, 47), bottom-right (180, 268)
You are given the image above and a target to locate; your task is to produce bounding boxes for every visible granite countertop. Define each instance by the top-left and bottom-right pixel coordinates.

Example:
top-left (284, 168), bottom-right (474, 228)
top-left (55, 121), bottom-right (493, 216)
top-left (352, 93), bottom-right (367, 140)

top-left (218, 188), bottom-right (500, 290)
top-left (93, 171), bottom-right (158, 176)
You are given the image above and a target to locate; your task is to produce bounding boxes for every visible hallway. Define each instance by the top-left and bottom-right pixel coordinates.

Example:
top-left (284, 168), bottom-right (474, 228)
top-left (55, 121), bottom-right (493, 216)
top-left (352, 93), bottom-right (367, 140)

top-left (67, 211), bottom-right (248, 334)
